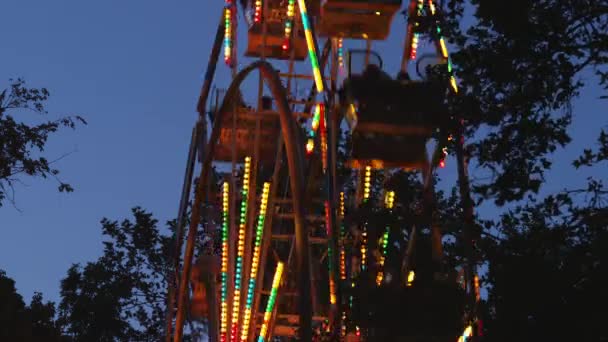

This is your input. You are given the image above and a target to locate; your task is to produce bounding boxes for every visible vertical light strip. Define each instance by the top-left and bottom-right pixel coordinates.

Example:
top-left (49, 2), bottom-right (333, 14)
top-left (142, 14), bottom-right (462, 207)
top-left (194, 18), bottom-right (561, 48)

top-left (230, 157), bottom-right (251, 342)
top-left (305, 138), bottom-right (315, 155)
top-left (361, 225), bottom-right (367, 271)
top-left (240, 182), bottom-right (271, 342)
top-left (296, 0), bottom-right (324, 93)
top-left (406, 270), bottom-right (415, 287)
top-left (375, 229), bottom-right (390, 285)
top-left (320, 104), bottom-right (327, 172)
top-left (338, 192), bottom-right (347, 338)
top-left (306, 103), bottom-right (323, 155)
top-left (474, 273), bottom-right (482, 335)
top-left (311, 103), bottom-right (322, 132)
top-left (338, 38), bottom-right (344, 70)
top-left (439, 146), bottom-right (448, 168)
top-left (224, 6), bottom-right (232, 65)
top-left (283, 0), bottom-right (295, 50)
top-left (384, 191), bottom-right (395, 210)
top-left (363, 166), bottom-right (371, 202)
top-left (427, 0), bottom-right (458, 93)
top-left (254, 0), bottom-right (262, 23)
top-left (257, 262), bottom-right (284, 342)
top-left (361, 167), bottom-right (371, 272)
top-left (340, 311), bottom-right (347, 338)
top-left (220, 182), bottom-right (230, 342)
top-left (474, 274), bottom-right (480, 302)
top-left (325, 201), bottom-right (337, 305)
top-left (457, 325), bottom-right (473, 342)
top-left (428, 0), bottom-right (448, 58)
top-left (339, 192), bottom-right (346, 281)
top-left (409, 0), bottom-right (424, 60)
top-left (376, 191), bottom-right (395, 285)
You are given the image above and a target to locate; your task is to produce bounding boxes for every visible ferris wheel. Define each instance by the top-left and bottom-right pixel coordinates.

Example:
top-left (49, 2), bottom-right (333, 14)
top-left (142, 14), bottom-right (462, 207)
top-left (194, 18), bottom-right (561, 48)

top-left (166, 1), bottom-right (482, 341)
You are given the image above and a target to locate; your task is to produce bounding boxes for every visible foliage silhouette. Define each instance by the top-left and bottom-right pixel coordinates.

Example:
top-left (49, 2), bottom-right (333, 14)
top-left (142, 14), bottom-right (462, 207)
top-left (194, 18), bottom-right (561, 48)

top-left (0, 78), bottom-right (85, 208)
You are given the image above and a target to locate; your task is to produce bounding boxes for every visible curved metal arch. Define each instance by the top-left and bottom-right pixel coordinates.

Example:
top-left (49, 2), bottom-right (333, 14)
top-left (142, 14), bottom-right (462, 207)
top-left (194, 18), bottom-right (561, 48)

top-left (174, 60), bottom-right (312, 342)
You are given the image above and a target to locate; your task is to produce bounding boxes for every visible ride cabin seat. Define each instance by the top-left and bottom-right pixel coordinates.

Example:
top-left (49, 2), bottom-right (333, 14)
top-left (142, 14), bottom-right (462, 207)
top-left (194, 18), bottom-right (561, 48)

top-left (343, 65), bottom-right (448, 169)
top-left (245, 0), bottom-right (308, 60)
top-left (318, 0), bottom-right (402, 40)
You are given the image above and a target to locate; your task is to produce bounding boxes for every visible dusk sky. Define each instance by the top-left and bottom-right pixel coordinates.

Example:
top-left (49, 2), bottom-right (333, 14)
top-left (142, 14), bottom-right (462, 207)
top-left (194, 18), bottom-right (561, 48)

top-left (1, 0), bottom-right (605, 305)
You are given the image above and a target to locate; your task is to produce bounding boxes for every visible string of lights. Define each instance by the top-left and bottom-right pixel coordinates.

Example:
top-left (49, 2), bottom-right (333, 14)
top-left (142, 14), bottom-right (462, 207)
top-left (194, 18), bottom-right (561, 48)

top-left (257, 262), bottom-right (284, 342)
top-left (230, 157), bottom-right (251, 342)
top-left (282, 0), bottom-right (296, 50)
top-left (223, 5), bottom-right (233, 65)
top-left (296, 0), bottom-right (323, 93)
top-left (376, 191), bottom-right (395, 285)
top-left (240, 182), bottom-right (271, 342)
top-left (220, 182), bottom-right (230, 342)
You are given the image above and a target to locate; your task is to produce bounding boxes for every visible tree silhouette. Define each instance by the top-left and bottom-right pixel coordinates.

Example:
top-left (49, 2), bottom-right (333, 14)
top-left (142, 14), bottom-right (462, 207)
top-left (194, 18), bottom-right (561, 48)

top-left (58, 207), bottom-right (172, 341)
top-left (0, 78), bottom-right (86, 208)
top-left (0, 270), bottom-right (64, 341)
top-left (443, 0), bottom-right (607, 205)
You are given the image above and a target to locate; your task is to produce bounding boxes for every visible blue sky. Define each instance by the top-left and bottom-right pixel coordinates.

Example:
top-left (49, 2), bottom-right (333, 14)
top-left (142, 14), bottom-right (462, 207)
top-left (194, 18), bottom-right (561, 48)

top-left (1, 0), bottom-right (605, 306)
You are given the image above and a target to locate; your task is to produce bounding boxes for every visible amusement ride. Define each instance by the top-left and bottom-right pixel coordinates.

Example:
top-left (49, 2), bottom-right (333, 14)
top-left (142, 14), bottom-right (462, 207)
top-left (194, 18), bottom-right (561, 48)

top-left (165, 0), bottom-right (483, 341)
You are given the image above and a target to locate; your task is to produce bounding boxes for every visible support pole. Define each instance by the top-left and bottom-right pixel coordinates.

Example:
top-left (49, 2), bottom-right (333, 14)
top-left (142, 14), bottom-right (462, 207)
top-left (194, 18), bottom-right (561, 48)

top-left (166, 11), bottom-right (224, 341)
top-left (164, 124), bottom-right (199, 342)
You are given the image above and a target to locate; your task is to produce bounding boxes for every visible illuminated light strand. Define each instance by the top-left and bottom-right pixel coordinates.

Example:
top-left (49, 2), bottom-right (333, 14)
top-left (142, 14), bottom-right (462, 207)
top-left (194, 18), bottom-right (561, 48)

top-left (254, 0), bottom-right (262, 23)
top-left (296, 0), bottom-right (323, 93)
top-left (474, 273), bottom-right (482, 337)
top-left (409, 0), bottom-right (424, 60)
top-left (375, 228), bottom-right (390, 285)
top-left (428, 0), bottom-right (448, 58)
top-left (320, 105), bottom-right (327, 172)
top-left (410, 33), bottom-right (419, 60)
top-left (339, 192), bottom-right (345, 218)
top-left (325, 201), bottom-right (337, 305)
top-left (439, 134), bottom-right (454, 169)
top-left (282, 0), bottom-right (296, 50)
top-left (230, 157), bottom-right (251, 342)
top-left (257, 262), bottom-right (284, 342)
top-left (457, 325), bottom-right (473, 342)
top-left (240, 182), bottom-right (271, 342)
top-left (361, 167), bottom-right (371, 272)
top-left (363, 166), bottom-right (371, 201)
top-left (449, 75), bottom-right (459, 93)
top-left (439, 146), bottom-right (448, 168)
top-left (361, 225), bottom-right (367, 271)
top-left (340, 311), bottom-right (347, 338)
top-left (339, 242), bottom-right (346, 279)
top-left (338, 38), bottom-right (344, 70)
top-left (224, 7), bottom-right (233, 65)
top-left (220, 182), bottom-right (230, 342)
top-left (306, 103), bottom-right (323, 155)
top-left (305, 138), bottom-right (314, 155)
top-left (427, 0), bottom-right (459, 93)
top-left (311, 103), bottom-right (322, 131)
top-left (339, 192), bottom-right (346, 281)
top-left (384, 190), bottom-right (395, 210)
top-left (474, 274), bottom-right (480, 302)
top-left (406, 270), bottom-right (415, 287)
top-left (376, 191), bottom-right (395, 285)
